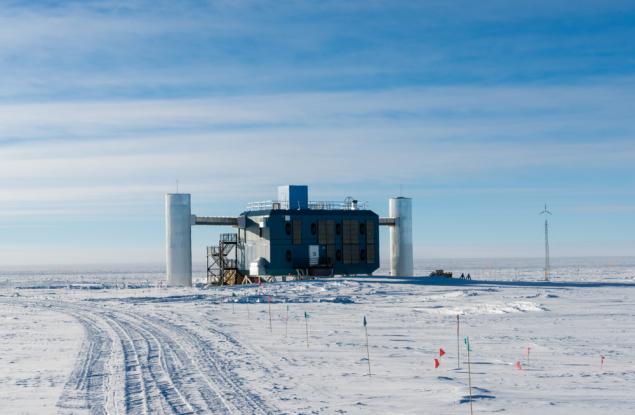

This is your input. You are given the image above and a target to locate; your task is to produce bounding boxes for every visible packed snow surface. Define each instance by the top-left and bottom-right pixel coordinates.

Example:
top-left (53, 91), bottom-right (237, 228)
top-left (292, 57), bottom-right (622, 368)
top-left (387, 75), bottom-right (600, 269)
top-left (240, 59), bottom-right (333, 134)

top-left (1, 258), bottom-right (635, 414)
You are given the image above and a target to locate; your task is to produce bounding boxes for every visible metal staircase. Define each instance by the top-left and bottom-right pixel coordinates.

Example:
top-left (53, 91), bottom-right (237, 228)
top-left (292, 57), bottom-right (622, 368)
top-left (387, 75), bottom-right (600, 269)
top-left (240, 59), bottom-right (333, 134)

top-left (206, 233), bottom-right (244, 285)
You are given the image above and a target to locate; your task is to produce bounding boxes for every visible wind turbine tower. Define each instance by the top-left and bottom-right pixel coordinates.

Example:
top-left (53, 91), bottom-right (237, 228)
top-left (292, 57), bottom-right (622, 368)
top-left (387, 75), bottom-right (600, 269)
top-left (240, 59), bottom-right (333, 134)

top-left (540, 204), bottom-right (552, 281)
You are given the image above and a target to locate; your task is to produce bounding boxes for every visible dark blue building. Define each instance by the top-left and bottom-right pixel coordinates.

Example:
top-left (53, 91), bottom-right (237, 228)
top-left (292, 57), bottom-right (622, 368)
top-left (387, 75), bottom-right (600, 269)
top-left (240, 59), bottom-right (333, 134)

top-left (237, 186), bottom-right (379, 276)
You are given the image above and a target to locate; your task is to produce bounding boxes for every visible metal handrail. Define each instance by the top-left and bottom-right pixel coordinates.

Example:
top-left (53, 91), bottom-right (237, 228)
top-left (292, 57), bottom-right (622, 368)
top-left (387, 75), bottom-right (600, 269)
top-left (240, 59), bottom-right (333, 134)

top-left (246, 200), bottom-right (368, 211)
top-left (220, 233), bottom-right (237, 243)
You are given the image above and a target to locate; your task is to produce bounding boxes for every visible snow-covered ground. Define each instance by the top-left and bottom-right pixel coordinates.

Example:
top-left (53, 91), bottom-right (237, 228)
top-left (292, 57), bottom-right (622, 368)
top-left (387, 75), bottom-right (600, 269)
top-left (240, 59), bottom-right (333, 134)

top-left (1, 258), bottom-right (635, 414)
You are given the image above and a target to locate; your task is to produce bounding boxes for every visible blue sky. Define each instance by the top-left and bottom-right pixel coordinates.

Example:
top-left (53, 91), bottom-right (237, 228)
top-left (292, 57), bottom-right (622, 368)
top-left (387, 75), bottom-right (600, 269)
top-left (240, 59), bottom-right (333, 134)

top-left (1, 0), bottom-right (634, 265)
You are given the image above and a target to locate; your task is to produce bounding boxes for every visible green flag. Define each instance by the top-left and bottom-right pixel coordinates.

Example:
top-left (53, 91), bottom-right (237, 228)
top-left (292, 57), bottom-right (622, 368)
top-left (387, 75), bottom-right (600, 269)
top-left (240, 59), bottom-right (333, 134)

top-left (464, 336), bottom-right (472, 352)
top-left (363, 316), bottom-right (367, 327)
top-left (304, 311), bottom-right (309, 319)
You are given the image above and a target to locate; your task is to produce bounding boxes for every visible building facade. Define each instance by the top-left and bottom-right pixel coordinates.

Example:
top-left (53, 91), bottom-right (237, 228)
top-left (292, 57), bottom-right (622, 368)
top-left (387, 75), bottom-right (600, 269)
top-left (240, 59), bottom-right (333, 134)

top-left (238, 207), bottom-right (380, 276)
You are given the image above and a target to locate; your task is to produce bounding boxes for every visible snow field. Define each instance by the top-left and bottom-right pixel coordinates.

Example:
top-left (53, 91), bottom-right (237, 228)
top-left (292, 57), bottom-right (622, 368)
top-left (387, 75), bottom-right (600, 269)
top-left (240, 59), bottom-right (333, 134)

top-left (1, 270), bottom-right (634, 414)
top-left (212, 278), bottom-right (635, 414)
top-left (0, 302), bottom-right (83, 414)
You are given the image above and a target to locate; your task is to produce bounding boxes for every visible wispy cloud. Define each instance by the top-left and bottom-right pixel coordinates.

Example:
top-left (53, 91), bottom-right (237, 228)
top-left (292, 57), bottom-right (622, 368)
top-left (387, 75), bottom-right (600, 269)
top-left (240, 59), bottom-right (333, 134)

top-left (2, 1), bottom-right (634, 100)
top-left (1, 84), bottom-right (634, 218)
top-left (1, 1), bottom-right (634, 264)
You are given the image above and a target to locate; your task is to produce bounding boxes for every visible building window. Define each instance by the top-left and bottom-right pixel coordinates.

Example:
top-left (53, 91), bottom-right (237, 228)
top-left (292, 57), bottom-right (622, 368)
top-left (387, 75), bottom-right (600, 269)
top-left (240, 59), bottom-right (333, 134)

top-left (366, 219), bottom-right (376, 264)
top-left (285, 222), bottom-right (292, 235)
top-left (286, 250), bottom-right (292, 262)
top-left (259, 227), bottom-right (263, 238)
top-left (359, 223), bottom-right (366, 235)
top-left (336, 223), bottom-right (341, 235)
top-left (293, 219), bottom-right (302, 245)
top-left (311, 222), bottom-right (317, 235)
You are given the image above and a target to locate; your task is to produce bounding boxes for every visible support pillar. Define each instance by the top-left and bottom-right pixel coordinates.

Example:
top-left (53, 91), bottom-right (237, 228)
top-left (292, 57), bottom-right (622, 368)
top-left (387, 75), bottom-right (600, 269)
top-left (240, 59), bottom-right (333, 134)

top-left (165, 193), bottom-right (192, 286)
top-left (389, 197), bottom-right (413, 276)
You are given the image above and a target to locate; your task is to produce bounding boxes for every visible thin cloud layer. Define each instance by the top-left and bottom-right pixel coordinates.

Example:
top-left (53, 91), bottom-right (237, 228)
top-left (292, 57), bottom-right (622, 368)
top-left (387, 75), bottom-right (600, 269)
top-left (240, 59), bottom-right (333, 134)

top-left (1, 1), bottom-right (634, 264)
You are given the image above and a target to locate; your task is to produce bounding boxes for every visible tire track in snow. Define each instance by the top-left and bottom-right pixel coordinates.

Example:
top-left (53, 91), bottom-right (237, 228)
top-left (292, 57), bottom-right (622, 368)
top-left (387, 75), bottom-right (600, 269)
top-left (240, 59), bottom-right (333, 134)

top-left (2, 297), bottom-right (278, 414)
top-left (0, 298), bottom-right (118, 415)
top-left (142, 313), bottom-right (276, 415)
top-left (58, 303), bottom-right (201, 414)
top-left (107, 314), bottom-right (197, 414)
top-left (103, 316), bottom-right (155, 414)
top-left (114, 312), bottom-right (233, 414)
top-left (56, 311), bottom-right (112, 415)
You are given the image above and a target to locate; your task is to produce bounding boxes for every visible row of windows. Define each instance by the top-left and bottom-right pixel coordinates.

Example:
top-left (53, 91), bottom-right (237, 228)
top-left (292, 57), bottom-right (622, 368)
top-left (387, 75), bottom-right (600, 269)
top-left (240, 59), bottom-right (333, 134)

top-left (285, 219), bottom-right (374, 245)
top-left (284, 221), bottom-right (370, 236)
top-left (284, 247), bottom-right (375, 264)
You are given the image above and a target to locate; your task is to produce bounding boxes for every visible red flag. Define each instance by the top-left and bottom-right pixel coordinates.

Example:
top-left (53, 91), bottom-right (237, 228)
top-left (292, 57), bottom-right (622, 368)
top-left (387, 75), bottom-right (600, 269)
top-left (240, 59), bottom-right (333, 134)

top-left (434, 358), bottom-right (440, 369)
top-left (515, 361), bottom-right (522, 370)
top-left (439, 348), bottom-right (446, 357)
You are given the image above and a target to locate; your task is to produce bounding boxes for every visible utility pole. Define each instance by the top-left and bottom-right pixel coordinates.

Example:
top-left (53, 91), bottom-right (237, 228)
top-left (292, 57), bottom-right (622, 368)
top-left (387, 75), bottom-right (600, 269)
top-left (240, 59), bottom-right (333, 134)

top-left (540, 204), bottom-right (552, 281)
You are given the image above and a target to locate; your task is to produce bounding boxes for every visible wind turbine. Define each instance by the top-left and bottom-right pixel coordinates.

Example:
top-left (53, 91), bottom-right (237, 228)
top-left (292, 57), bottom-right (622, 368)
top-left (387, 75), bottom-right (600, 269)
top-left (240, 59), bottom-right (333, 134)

top-left (539, 204), bottom-right (552, 281)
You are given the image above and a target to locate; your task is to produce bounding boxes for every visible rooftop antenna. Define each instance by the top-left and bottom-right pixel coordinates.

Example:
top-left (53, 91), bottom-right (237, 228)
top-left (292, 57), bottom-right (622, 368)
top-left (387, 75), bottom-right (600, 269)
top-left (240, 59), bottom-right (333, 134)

top-left (539, 204), bottom-right (552, 281)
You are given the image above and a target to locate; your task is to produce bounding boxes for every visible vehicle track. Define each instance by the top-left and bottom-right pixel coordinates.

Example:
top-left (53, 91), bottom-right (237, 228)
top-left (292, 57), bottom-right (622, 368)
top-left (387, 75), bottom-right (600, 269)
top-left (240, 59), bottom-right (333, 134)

top-left (140, 313), bottom-right (275, 414)
top-left (1, 297), bottom-right (277, 415)
top-left (104, 315), bottom-right (159, 414)
top-left (114, 312), bottom-right (234, 414)
top-left (56, 310), bottom-right (112, 415)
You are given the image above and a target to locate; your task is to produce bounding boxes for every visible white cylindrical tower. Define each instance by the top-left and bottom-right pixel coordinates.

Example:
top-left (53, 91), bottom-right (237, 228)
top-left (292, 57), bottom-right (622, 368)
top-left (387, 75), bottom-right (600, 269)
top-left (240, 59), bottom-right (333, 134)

top-left (165, 193), bottom-right (192, 286)
top-left (389, 197), bottom-right (413, 276)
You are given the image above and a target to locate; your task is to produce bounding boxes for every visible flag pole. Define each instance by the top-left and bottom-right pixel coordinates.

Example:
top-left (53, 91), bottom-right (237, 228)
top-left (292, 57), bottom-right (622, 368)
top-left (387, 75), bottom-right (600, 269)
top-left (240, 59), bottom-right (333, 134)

top-left (364, 316), bottom-right (371, 376)
top-left (305, 312), bottom-right (310, 349)
top-left (268, 296), bottom-right (272, 332)
top-left (466, 337), bottom-right (473, 415)
top-left (457, 314), bottom-right (460, 369)
top-left (285, 305), bottom-right (289, 338)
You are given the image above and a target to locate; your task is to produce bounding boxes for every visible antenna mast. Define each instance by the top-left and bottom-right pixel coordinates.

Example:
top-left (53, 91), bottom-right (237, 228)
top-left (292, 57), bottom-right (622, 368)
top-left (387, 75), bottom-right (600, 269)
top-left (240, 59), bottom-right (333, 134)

top-left (540, 204), bottom-right (552, 281)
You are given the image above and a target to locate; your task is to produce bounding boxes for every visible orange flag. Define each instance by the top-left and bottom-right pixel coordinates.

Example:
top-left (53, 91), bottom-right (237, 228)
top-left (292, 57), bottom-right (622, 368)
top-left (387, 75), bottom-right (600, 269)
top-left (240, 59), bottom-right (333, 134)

top-left (439, 348), bottom-right (446, 357)
top-left (434, 358), bottom-right (440, 369)
top-left (515, 361), bottom-right (522, 370)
